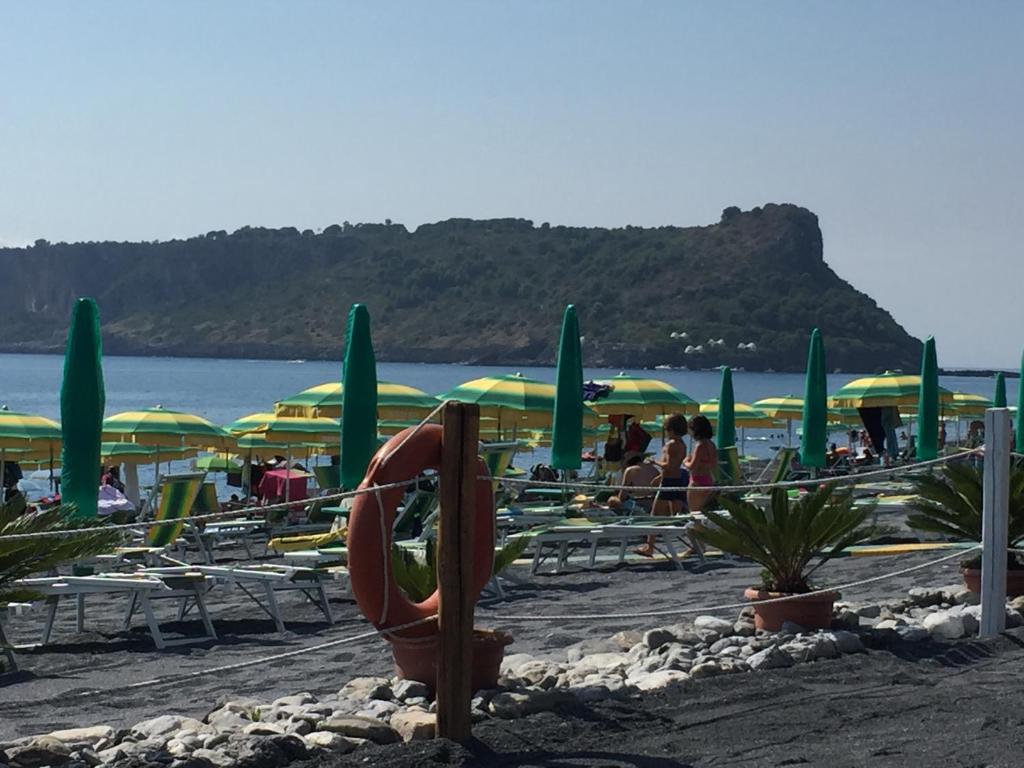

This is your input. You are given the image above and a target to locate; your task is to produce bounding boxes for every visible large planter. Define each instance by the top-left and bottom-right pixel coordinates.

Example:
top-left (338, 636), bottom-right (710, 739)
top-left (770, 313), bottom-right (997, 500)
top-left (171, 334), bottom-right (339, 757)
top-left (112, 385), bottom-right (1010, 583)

top-left (743, 587), bottom-right (840, 632)
top-left (962, 568), bottom-right (1024, 597)
top-left (389, 628), bottom-right (513, 692)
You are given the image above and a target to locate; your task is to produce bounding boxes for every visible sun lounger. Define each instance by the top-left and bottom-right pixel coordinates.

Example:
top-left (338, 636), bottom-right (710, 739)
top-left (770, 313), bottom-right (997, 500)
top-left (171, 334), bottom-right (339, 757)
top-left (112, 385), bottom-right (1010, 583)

top-left (91, 472), bottom-right (209, 569)
top-left (513, 515), bottom-right (703, 575)
top-left (140, 564), bottom-right (340, 633)
top-left (14, 571), bottom-right (217, 649)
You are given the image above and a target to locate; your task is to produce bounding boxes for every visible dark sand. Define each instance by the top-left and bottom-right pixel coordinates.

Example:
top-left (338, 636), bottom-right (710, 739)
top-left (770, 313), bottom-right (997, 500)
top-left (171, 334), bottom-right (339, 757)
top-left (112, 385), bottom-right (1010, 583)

top-left (310, 628), bottom-right (1024, 767)
top-left (0, 545), bottom-right (976, 745)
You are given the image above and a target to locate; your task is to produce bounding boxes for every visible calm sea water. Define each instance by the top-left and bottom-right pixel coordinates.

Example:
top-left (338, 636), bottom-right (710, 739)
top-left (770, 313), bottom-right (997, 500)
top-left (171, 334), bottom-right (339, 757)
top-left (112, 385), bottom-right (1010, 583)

top-left (1, 353), bottom-right (1017, 495)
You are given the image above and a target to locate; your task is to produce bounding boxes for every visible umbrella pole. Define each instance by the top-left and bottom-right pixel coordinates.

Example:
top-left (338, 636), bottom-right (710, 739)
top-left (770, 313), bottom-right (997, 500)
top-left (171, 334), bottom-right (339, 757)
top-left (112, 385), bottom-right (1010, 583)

top-left (1, 448), bottom-right (5, 505)
top-left (49, 444), bottom-right (55, 492)
top-left (125, 462), bottom-right (140, 507)
top-left (787, 420), bottom-right (792, 447)
top-left (285, 445), bottom-right (292, 503)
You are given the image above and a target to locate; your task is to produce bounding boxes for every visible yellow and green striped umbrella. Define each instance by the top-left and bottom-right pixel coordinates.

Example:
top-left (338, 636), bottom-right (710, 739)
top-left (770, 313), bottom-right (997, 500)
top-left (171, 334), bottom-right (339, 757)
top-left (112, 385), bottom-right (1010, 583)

top-left (826, 404), bottom-right (864, 426)
top-left (101, 441), bottom-right (193, 464)
top-left (275, 380), bottom-right (440, 420)
top-left (226, 412), bottom-right (340, 444)
top-left (103, 406), bottom-right (230, 448)
top-left (831, 372), bottom-right (954, 409)
top-left (950, 391), bottom-right (993, 417)
top-left (588, 373), bottom-right (698, 419)
top-left (441, 373), bottom-right (558, 431)
top-left (700, 400), bottom-right (777, 429)
top-left (752, 395), bottom-right (805, 422)
top-left (0, 410), bottom-right (62, 450)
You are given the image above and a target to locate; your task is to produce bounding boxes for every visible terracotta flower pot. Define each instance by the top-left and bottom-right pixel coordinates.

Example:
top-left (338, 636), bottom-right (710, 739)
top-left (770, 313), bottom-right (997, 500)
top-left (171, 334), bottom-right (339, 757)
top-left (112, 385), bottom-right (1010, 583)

top-left (961, 568), bottom-right (1024, 597)
top-left (743, 587), bottom-right (839, 632)
top-left (389, 628), bottom-right (513, 693)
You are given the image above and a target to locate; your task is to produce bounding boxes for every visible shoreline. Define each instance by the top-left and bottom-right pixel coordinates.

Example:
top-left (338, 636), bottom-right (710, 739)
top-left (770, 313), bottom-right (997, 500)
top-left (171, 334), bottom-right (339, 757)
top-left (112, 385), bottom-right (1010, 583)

top-left (0, 347), bottom-right (1015, 378)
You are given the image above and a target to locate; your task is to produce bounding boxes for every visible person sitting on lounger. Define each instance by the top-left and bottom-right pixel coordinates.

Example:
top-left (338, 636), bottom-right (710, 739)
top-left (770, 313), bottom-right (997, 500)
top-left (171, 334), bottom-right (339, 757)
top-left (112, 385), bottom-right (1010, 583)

top-left (608, 453), bottom-right (660, 513)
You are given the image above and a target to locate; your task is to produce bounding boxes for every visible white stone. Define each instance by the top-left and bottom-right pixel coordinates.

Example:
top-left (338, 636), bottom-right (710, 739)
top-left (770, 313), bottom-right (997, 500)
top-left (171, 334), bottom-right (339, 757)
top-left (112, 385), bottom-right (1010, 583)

top-left (824, 630), bottom-right (864, 654)
top-left (747, 646), bottom-right (793, 671)
top-left (693, 616), bottom-right (733, 634)
top-left (317, 715), bottom-right (400, 744)
top-left (923, 611), bottom-right (966, 640)
top-left (392, 679), bottom-right (431, 702)
top-left (688, 661), bottom-right (722, 678)
top-left (633, 669), bottom-right (690, 691)
top-left (45, 726), bottom-right (115, 747)
top-left (303, 731), bottom-right (357, 753)
top-left (571, 652), bottom-right (629, 678)
top-left (339, 676), bottom-right (392, 702)
top-left (390, 711), bottom-right (436, 742)
top-left (273, 692), bottom-right (317, 708)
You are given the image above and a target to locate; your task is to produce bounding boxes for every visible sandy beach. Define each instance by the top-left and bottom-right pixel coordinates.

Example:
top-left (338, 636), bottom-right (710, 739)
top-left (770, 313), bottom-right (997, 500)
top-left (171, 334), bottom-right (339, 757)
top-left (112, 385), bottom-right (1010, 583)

top-left (0, 544), bottom-right (974, 743)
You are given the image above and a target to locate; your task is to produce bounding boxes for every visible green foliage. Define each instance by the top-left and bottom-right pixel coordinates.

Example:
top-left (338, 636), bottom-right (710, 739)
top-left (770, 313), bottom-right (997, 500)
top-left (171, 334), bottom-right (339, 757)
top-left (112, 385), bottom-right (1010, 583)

top-left (0, 504), bottom-right (124, 605)
top-left (0, 205), bottom-right (921, 372)
top-left (390, 537), bottom-right (530, 603)
top-left (906, 460), bottom-right (1024, 568)
top-left (695, 487), bottom-right (876, 593)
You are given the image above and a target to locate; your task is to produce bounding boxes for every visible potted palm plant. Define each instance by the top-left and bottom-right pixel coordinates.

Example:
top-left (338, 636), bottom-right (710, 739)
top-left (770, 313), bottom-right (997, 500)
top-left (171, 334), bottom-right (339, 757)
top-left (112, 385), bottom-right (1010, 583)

top-left (695, 486), bottom-right (876, 631)
top-left (905, 460), bottom-right (1024, 595)
top-left (1, 502), bottom-right (122, 671)
top-left (387, 538), bottom-right (524, 690)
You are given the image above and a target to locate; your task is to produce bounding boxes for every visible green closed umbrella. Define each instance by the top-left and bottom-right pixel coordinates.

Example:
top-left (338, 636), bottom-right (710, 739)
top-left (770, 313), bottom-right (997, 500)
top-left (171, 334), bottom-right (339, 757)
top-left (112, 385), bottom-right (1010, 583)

top-left (800, 328), bottom-right (827, 469)
top-left (994, 371), bottom-right (1008, 409)
top-left (551, 305), bottom-right (583, 471)
top-left (340, 304), bottom-right (378, 490)
top-left (717, 366), bottom-right (736, 481)
top-left (917, 336), bottom-right (939, 461)
top-left (60, 298), bottom-right (105, 518)
top-left (1018, 350), bottom-right (1024, 454)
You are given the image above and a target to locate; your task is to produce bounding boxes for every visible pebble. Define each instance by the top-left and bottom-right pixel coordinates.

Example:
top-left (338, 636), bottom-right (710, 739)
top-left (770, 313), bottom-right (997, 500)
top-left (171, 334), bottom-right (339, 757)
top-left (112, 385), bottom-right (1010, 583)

top-left (923, 611), bottom-right (966, 640)
top-left (632, 669), bottom-right (690, 691)
top-left (317, 716), bottom-right (400, 745)
top-left (642, 628), bottom-right (676, 650)
top-left (390, 711), bottom-right (436, 742)
top-left (302, 732), bottom-right (356, 753)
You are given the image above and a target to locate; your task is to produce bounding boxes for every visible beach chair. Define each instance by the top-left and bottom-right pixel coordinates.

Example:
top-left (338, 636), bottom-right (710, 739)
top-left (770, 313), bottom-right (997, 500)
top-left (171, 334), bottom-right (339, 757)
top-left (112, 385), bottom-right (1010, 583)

top-left (755, 446), bottom-right (798, 485)
top-left (13, 570), bottom-right (218, 649)
top-left (313, 464), bottom-right (341, 492)
top-left (716, 446), bottom-right (744, 485)
top-left (91, 472), bottom-right (208, 569)
top-left (140, 563), bottom-right (339, 634)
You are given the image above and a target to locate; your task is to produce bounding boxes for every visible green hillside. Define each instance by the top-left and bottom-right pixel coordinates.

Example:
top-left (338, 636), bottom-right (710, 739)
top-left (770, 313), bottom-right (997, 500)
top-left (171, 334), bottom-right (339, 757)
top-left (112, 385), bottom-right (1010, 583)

top-left (0, 204), bottom-right (920, 372)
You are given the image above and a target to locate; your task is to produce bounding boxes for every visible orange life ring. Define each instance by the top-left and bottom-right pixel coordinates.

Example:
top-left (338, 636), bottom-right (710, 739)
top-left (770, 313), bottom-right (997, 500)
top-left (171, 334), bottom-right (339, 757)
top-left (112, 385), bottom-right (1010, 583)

top-left (347, 424), bottom-right (495, 638)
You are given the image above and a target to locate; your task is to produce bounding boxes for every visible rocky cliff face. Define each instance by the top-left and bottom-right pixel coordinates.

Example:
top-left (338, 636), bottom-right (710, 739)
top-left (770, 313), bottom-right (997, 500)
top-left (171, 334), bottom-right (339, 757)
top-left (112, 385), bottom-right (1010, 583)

top-left (0, 205), bottom-right (921, 372)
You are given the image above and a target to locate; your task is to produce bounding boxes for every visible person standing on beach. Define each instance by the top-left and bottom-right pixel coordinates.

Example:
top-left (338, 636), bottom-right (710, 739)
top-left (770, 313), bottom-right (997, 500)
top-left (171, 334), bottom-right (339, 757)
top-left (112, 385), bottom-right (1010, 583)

top-left (684, 414), bottom-right (717, 512)
top-left (654, 413), bottom-right (689, 515)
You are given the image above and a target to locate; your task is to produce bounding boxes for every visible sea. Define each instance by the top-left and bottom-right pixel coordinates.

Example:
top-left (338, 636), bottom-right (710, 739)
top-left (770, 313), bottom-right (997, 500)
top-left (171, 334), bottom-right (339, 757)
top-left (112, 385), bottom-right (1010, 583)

top-left (2, 353), bottom-right (1017, 498)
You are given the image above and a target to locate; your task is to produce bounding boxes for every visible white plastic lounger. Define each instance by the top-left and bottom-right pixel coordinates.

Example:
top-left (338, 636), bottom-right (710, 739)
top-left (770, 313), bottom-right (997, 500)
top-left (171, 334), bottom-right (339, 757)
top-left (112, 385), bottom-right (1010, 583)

top-left (141, 564), bottom-right (342, 634)
top-left (15, 571), bottom-right (218, 650)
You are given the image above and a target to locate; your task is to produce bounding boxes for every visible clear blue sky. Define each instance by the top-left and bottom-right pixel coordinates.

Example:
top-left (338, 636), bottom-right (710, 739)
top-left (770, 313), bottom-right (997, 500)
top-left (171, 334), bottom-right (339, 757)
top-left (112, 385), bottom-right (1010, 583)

top-left (1, 2), bottom-right (1020, 367)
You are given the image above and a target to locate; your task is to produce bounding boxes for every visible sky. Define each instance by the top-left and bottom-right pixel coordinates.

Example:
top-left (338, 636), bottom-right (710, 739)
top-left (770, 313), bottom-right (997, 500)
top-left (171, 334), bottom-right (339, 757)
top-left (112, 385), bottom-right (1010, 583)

top-left (1, 1), bottom-right (1020, 368)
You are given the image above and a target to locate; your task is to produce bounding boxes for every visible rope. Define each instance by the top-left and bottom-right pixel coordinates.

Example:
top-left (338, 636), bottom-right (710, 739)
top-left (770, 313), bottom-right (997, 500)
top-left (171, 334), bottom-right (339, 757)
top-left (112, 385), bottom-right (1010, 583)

top-left (491, 545), bottom-right (980, 623)
top-left (45, 615), bottom-right (439, 700)
top-left (0, 477), bottom-right (426, 542)
top-left (494, 450), bottom-right (981, 495)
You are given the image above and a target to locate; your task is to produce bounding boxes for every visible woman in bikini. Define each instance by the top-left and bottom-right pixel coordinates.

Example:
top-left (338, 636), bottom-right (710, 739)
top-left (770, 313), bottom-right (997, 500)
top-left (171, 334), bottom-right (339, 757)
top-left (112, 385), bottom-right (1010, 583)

top-left (684, 414), bottom-right (717, 512)
top-left (633, 413), bottom-right (688, 556)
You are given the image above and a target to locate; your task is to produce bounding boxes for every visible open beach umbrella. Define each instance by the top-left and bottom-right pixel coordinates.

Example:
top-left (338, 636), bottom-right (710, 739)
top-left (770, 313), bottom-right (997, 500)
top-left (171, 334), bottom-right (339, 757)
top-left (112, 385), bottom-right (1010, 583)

top-left (340, 304), bottom-right (378, 490)
top-left (61, 298), bottom-right (105, 519)
top-left (441, 372), bottom-right (558, 434)
top-left (588, 373), bottom-right (698, 419)
top-left (950, 392), bottom-right (993, 418)
top-left (194, 454), bottom-right (242, 473)
top-left (226, 413), bottom-right (340, 444)
top-left (104, 407), bottom-right (230, 448)
top-left (551, 305), bottom-right (583, 472)
top-left (831, 372), bottom-right (954, 409)
top-left (275, 380), bottom-right (439, 420)
top-left (800, 328), bottom-right (827, 470)
top-left (700, 400), bottom-right (775, 429)
top-left (917, 337), bottom-right (939, 461)
top-left (754, 395), bottom-right (803, 447)
top-left (994, 372), bottom-right (1007, 409)
top-left (0, 410), bottom-right (62, 450)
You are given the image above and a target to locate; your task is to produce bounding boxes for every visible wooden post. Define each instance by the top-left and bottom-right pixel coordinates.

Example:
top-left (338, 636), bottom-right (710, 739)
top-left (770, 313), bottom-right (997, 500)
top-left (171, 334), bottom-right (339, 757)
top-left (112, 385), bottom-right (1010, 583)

top-left (437, 401), bottom-right (479, 742)
top-left (980, 407), bottom-right (1011, 638)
